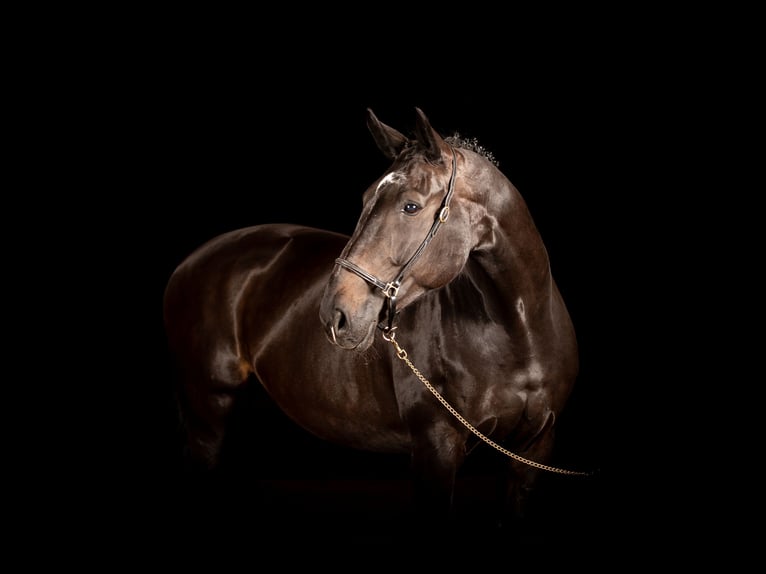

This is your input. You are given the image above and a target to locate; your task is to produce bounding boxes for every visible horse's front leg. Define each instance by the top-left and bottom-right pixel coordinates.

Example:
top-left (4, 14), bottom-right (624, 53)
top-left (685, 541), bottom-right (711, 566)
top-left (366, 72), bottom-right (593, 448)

top-left (408, 418), bottom-right (467, 531)
top-left (497, 412), bottom-right (556, 531)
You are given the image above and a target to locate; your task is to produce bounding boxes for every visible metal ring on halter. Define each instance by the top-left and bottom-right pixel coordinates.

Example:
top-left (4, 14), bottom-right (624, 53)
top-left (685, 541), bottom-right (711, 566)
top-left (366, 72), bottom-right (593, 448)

top-left (381, 327), bottom-right (397, 342)
top-left (383, 281), bottom-right (400, 299)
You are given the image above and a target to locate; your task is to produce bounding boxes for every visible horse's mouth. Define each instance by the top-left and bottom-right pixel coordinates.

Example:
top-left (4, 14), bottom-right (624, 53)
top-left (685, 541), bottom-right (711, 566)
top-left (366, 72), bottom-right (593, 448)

top-left (327, 320), bottom-right (377, 351)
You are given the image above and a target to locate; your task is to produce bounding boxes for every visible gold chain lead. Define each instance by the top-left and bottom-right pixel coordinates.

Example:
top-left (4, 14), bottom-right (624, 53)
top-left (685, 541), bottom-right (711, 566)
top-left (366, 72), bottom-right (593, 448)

top-left (384, 332), bottom-right (593, 477)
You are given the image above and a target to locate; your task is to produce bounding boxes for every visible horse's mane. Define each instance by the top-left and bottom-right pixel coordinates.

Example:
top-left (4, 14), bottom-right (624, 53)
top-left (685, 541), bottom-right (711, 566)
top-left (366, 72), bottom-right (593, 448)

top-left (445, 133), bottom-right (499, 167)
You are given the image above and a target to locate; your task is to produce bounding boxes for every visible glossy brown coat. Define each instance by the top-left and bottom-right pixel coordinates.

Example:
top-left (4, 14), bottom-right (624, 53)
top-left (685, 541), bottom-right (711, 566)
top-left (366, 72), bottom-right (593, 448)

top-left (163, 108), bottom-right (579, 528)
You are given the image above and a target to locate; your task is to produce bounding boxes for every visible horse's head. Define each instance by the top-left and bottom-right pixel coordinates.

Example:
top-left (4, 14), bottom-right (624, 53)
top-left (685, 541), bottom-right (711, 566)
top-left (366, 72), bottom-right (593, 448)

top-left (319, 107), bottom-right (484, 351)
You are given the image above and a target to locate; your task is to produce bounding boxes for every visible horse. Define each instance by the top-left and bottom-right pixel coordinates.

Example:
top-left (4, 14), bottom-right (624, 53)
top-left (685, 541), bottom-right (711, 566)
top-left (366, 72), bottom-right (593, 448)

top-left (163, 107), bottom-right (584, 533)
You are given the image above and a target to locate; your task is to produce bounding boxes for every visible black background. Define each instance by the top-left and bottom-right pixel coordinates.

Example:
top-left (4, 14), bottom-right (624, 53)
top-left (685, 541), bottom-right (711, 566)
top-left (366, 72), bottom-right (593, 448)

top-left (44, 18), bottom-right (680, 562)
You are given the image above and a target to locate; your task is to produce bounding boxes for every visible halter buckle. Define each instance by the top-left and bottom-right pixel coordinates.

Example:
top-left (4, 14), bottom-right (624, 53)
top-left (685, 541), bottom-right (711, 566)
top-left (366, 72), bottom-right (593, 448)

top-left (383, 281), bottom-right (400, 299)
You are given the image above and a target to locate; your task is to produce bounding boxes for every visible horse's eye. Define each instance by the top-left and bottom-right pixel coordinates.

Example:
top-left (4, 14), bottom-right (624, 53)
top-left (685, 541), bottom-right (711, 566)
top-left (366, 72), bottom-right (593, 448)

top-left (403, 202), bottom-right (420, 215)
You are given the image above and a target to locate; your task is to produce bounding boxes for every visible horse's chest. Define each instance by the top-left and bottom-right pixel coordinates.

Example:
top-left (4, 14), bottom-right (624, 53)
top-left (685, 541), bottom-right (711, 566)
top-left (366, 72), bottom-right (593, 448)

top-left (419, 326), bottom-right (551, 426)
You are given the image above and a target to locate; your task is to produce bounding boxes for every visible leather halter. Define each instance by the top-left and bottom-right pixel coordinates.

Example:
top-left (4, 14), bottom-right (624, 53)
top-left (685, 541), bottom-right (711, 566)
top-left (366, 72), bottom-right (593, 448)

top-left (335, 146), bottom-right (458, 334)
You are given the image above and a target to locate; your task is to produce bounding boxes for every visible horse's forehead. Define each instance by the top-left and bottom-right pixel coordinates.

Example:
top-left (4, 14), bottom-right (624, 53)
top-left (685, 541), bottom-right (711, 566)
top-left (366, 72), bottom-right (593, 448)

top-left (375, 162), bottom-right (439, 195)
top-left (375, 171), bottom-right (407, 193)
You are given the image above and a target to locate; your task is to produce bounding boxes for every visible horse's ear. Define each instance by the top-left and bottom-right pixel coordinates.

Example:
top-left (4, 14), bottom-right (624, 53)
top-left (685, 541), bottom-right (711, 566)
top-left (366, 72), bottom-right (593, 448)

top-left (414, 107), bottom-right (447, 163)
top-left (367, 108), bottom-right (409, 160)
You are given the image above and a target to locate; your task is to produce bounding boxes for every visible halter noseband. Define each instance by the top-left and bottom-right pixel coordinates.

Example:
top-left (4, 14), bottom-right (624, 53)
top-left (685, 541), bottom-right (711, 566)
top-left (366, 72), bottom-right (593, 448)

top-left (334, 146), bottom-right (458, 334)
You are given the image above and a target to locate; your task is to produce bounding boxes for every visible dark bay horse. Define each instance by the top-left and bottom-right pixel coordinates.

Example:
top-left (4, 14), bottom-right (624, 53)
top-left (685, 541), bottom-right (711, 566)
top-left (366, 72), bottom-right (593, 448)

top-left (163, 108), bottom-right (582, 529)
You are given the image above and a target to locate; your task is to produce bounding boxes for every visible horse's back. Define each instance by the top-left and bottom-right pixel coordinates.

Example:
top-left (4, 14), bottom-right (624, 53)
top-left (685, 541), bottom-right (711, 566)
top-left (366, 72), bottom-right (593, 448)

top-left (163, 223), bottom-right (348, 381)
top-left (166, 223), bottom-right (346, 287)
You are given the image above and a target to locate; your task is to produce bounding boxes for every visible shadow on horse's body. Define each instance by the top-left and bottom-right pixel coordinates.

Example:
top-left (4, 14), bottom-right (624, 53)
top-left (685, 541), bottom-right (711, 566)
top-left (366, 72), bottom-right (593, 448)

top-left (163, 108), bottom-right (582, 535)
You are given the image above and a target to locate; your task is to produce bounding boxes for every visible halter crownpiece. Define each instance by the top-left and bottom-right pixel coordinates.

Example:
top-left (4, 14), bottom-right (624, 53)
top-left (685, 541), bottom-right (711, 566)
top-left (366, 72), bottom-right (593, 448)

top-left (335, 146), bottom-right (458, 333)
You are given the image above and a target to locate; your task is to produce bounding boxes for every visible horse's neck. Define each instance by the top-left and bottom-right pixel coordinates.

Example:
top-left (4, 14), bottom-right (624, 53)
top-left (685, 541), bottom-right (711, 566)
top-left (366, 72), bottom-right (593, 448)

top-left (470, 180), bottom-right (554, 320)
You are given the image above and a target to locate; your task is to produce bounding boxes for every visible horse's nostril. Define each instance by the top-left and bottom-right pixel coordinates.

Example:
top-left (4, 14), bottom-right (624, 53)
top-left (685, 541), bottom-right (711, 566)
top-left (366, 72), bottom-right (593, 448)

top-left (336, 310), bottom-right (347, 332)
